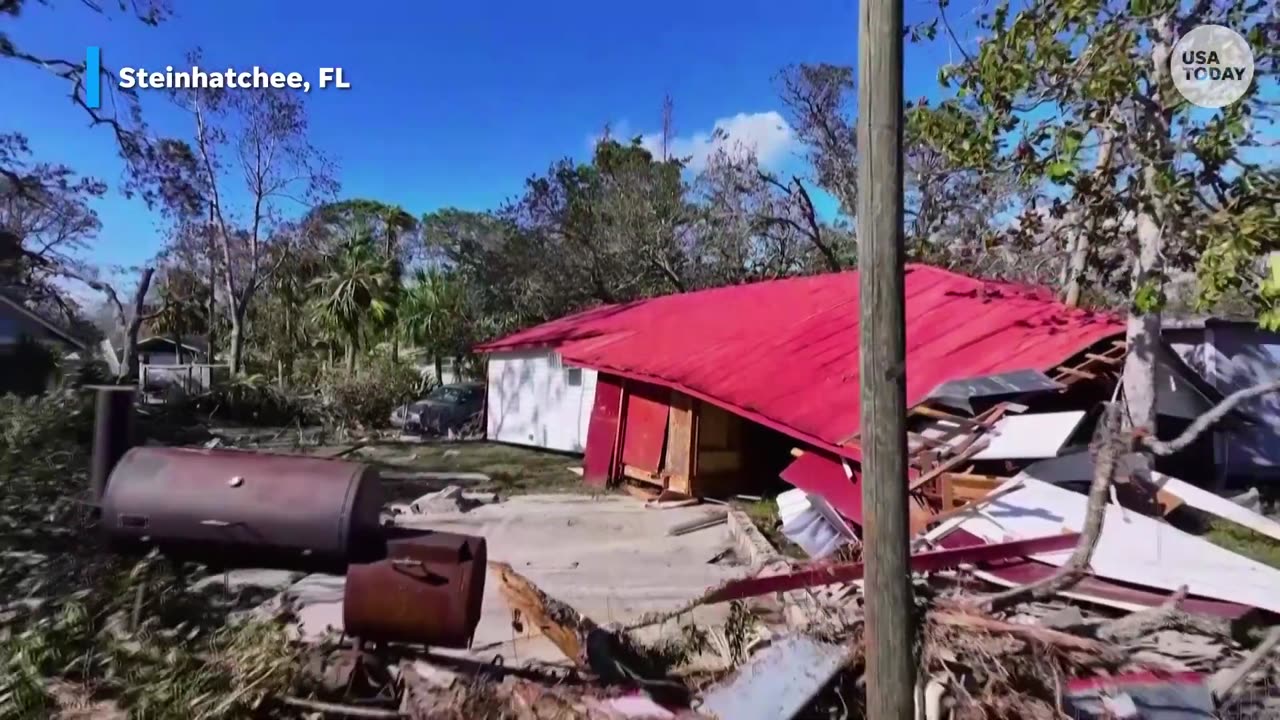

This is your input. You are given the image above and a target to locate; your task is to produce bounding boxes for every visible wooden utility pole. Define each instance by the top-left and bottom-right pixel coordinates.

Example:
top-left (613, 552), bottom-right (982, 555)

top-left (857, 0), bottom-right (915, 714)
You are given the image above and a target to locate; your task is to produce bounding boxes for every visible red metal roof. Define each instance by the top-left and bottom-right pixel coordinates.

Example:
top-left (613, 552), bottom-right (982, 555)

top-left (477, 265), bottom-right (1125, 459)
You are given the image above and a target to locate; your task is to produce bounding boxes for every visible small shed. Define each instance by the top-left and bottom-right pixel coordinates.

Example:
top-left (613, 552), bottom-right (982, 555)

top-left (482, 347), bottom-right (597, 453)
top-left (136, 336), bottom-right (208, 365)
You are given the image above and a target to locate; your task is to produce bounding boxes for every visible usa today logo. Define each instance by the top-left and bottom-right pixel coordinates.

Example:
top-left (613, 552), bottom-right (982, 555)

top-left (1171, 25), bottom-right (1254, 108)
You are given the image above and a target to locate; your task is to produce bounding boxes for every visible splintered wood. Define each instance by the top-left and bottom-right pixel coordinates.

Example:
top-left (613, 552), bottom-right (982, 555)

top-left (489, 561), bottom-right (599, 666)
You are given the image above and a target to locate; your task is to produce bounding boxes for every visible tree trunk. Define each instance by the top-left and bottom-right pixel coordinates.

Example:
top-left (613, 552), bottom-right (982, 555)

top-left (118, 268), bottom-right (157, 383)
top-left (1063, 125), bottom-right (1117, 307)
top-left (434, 356), bottom-right (443, 386)
top-left (1121, 15), bottom-right (1176, 513)
top-left (227, 307), bottom-right (246, 376)
top-left (172, 330), bottom-right (183, 365)
top-left (206, 218), bottom-right (218, 364)
top-left (391, 334), bottom-right (400, 364)
top-left (346, 340), bottom-right (357, 375)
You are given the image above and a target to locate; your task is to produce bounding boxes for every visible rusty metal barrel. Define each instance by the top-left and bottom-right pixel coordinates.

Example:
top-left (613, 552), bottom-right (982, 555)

top-left (100, 446), bottom-right (386, 572)
top-left (343, 531), bottom-right (487, 648)
top-left (88, 385), bottom-right (137, 504)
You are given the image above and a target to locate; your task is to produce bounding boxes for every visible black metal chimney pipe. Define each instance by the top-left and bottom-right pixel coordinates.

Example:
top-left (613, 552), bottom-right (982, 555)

top-left (89, 385), bottom-right (137, 504)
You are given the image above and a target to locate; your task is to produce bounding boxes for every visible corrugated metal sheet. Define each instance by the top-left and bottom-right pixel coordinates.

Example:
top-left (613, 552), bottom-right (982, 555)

top-left (477, 265), bottom-right (1125, 459)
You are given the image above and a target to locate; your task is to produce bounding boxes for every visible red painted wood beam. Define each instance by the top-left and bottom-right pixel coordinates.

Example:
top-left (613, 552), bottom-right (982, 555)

top-left (702, 533), bottom-right (1081, 604)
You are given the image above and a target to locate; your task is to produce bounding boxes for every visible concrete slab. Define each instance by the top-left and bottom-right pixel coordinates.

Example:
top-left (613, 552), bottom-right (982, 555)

top-left (287, 494), bottom-right (752, 663)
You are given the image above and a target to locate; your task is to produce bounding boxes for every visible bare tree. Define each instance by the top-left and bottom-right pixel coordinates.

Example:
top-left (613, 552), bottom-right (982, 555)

top-left (778, 64), bottom-right (858, 218)
top-left (172, 70), bottom-right (336, 374)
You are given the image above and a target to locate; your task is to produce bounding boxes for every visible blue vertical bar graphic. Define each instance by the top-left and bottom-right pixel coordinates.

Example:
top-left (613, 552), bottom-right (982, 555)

top-left (86, 47), bottom-right (101, 109)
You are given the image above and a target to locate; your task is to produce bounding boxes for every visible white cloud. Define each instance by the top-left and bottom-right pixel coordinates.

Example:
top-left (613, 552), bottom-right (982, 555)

top-left (644, 111), bottom-right (796, 172)
top-left (589, 111), bottom-right (797, 173)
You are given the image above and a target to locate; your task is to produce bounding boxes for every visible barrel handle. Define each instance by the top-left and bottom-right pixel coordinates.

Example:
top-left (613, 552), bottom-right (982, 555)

top-left (388, 558), bottom-right (448, 585)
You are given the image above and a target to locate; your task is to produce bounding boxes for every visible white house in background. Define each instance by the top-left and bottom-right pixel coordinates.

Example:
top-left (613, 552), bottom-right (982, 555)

top-left (484, 348), bottom-right (597, 453)
top-left (1165, 318), bottom-right (1280, 486)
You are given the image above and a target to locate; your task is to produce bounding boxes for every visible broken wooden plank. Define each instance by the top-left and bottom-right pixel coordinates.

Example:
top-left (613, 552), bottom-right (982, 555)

top-left (1053, 365), bottom-right (1097, 380)
top-left (489, 561), bottom-right (598, 666)
top-left (917, 480), bottom-right (1024, 531)
top-left (907, 439), bottom-right (990, 492)
top-left (699, 635), bottom-right (852, 720)
top-left (699, 532), bottom-right (1080, 604)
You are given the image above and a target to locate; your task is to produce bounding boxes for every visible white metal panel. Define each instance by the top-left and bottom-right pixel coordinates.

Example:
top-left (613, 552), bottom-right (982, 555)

top-left (1025, 452), bottom-right (1280, 543)
top-left (972, 411), bottom-right (1086, 460)
top-left (485, 349), bottom-right (597, 453)
top-left (929, 476), bottom-right (1280, 614)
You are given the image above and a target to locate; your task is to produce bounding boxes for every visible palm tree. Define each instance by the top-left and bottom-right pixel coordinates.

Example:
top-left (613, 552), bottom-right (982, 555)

top-left (399, 268), bottom-right (465, 384)
top-left (309, 235), bottom-right (396, 374)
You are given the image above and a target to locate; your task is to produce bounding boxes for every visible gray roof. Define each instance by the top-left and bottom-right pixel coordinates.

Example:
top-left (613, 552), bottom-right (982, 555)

top-left (0, 292), bottom-right (87, 350)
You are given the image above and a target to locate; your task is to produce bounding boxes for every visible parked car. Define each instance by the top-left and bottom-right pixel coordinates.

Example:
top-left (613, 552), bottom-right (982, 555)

top-left (391, 381), bottom-right (485, 435)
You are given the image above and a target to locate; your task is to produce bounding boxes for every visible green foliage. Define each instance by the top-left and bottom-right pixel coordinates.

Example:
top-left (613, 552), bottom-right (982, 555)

top-left (910, 0), bottom-right (1279, 313)
top-left (0, 388), bottom-right (305, 718)
top-left (180, 373), bottom-right (316, 427)
top-left (315, 356), bottom-right (422, 429)
top-left (309, 234), bottom-right (399, 371)
top-left (399, 268), bottom-right (483, 362)
top-left (0, 552), bottom-right (304, 719)
top-left (1205, 518), bottom-right (1280, 570)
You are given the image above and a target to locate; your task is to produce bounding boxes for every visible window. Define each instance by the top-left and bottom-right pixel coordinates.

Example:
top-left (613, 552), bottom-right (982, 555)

top-left (548, 352), bottom-right (563, 370)
top-left (566, 367), bottom-right (583, 387)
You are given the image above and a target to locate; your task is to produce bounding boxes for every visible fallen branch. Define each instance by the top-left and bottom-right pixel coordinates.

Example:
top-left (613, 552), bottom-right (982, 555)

top-left (1209, 625), bottom-right (1280, 704)
top-left (929, 610), bottom-right (1118, 657)
top-left (971, 403), bottom-right (1124, 613)
top-left (279, 695), bottom-right (404, 718)
top-left (1093, 585), bottom-right (1230, 643)
top-left (1145, 378), bottom-right (1280, 456)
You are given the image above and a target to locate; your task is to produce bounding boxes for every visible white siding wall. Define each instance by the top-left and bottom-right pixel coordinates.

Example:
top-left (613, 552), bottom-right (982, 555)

top-left (1168, 325), bottom-right (1280, 480)
top-left (486, 349), bottom-right (597, 453)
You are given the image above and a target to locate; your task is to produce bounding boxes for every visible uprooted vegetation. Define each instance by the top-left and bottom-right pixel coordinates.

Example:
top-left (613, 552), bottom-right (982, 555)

top-left (0, 387), bottom-right (312, 719)
top-left (173, 358), bottom-right (425, 432)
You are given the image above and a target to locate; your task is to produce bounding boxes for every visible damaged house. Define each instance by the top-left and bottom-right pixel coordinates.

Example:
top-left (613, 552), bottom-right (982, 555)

top-left (480, 264), bottom-right (1232, 499)
top-left (479, 264), bottom-right (1280, 620)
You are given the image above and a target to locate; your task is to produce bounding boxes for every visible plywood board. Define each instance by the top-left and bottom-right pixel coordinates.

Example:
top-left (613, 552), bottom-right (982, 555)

top-left (664, 391), bottom-right (695, 485)
top-left (930, 477), bottom-right (1280, 614)
top-left (972, 411), bottom-right (1086, 460)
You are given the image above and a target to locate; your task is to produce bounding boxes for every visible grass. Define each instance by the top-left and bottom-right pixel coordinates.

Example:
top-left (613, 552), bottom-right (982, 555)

top-left (732, 498), bottom-right (807, 559)
top-left (348, 440), bottom-right (593, 501)
top-left (1204, 517), bottom-right (1280, 569)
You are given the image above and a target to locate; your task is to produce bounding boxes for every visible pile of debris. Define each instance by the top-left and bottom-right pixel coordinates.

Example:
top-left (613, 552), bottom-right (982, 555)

top-left (282, 541), bottom-right (1280, 719)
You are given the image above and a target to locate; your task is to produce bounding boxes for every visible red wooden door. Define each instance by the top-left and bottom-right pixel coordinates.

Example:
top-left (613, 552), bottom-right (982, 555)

top-left (582, 375), bottom-right (624, 487)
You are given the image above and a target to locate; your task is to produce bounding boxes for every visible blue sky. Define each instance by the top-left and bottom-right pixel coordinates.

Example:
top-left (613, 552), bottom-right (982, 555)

top-left (7, 0), bottom-right (965, 269)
